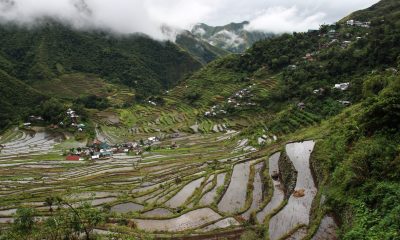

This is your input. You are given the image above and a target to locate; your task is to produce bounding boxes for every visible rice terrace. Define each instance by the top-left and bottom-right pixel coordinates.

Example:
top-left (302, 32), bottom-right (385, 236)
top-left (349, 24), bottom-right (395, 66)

top-left (0, 115), bottom-right (337, 239)
top-left (1, 0), bottom-right (400, 239)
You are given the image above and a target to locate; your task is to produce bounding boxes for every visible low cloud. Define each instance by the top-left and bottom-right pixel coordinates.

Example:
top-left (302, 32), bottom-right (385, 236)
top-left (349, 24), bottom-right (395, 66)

top-left (0, 0), bottom-right (380, 40)
top-left (245, 6), bottom-right (326, 33)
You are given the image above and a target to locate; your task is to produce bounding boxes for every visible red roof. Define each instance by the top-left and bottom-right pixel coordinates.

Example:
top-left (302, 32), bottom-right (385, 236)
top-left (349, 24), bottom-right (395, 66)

top-left (66, 155), bottom-right (80, 161)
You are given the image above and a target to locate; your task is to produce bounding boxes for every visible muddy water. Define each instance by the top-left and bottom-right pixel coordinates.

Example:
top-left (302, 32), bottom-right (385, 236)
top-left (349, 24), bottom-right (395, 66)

top-left (91, 197), bottom-right (117, 206)
top-left (110, 202), bottom-right (144, 214)
top-left (311, 215), bottom-right (338, 240)
top-left (0, 130), bottom-right (63, 156)
top-left (0, 218), bottom-right (14, 223)
top-left (133, 208), bottom-right (221, 232)
top-left (68, 192), bottom-right (118, 200)
top-left (256, 152), bottom-right (284, 223)
top-left (165, 177), bottom-right (204, 208)
top-left (242, 161), bottom-right (264, 220)
top-left (0, 208), bottom-right (17, 216)
top-left (200, 173), bottom-right (226, 205)
top-left (269, 141), bottom-right (316, 240)
top-left (141, 208), bottom-right (173, 218)
top-left (218, 161), bottom-right (251, 213)
top-left (200, 217), bottom-right (240, 232)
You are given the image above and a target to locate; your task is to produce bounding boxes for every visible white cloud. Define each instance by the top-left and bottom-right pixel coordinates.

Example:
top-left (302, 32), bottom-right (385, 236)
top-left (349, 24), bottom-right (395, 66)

top-left (212, 29), bottom-right (245, 48)
top-left (245, 6), bottom-right (326, 33)
top-left (0, 0), bottom-right (380, 39)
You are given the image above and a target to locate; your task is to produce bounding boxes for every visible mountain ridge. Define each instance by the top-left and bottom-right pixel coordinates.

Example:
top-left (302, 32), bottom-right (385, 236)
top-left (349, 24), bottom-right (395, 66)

top-left (191, 21), bottom-right (273, 53)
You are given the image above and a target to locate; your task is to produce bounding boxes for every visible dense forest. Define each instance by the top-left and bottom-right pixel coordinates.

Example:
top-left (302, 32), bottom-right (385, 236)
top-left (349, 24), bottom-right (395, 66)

top-left (0, 20), bottom-right (203, 129)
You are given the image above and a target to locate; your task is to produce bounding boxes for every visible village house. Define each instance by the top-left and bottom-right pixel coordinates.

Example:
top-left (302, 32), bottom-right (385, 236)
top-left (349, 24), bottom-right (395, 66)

top-left (66, 155), bottom-right (80, 161)
top-left (297, 102), bottom-right (306, 110)
top-left (346, 19), bottom-right (370, 28)
top-left (338, 100), bottom-right (352, 106)
top-left (148, 100), bottom-right (157, 106)
top-left (386, 68), bottom-right (398, 74)
top-left (334, 82), bottom-right (350, 91)
top-left (303, 53), bottom-right (315, 62)
top-left (343, 40), bottom-right (352, 46)
top-left (313, 88), bottom-right (325, 95)
top-left (28, 115), bottom-right (44, 122)
top-left (328, 29), bottom-right (337, 38)
top-left (288, 65), bottom-right (297, 70)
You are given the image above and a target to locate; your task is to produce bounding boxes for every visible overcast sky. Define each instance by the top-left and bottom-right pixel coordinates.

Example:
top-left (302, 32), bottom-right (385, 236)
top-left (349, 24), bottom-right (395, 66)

top-left (0, 0), bottom-right (379, 39)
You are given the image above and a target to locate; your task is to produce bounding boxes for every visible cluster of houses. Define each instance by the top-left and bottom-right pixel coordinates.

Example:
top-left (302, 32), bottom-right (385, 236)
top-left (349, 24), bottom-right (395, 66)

top-left (22, 115), bottom-right (44, 128)
top-left (62, 108), bottom-right (86, 132)
top-left (297, 82), bottom-right (351, 109)
top-left (22, 108), bottom-right (88, 131)
top-left (65, 135), bottom-right (162, 161)
top-left (346, 20), bottom-right (371, 28)
top-left (204, 105), bottom-right (227, 117)
top-left (204, 85), bottom-right (257, 117)
top-left (66, 140), bottom-right (128, 161)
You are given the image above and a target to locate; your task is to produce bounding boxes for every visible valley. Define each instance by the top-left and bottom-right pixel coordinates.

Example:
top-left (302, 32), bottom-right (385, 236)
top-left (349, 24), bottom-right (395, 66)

top-left (1, 0), bottom-right (400, 239)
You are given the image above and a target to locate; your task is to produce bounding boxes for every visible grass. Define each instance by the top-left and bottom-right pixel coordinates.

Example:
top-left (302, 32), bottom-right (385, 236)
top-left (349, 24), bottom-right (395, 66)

top-left (32, 73), bottom-right (133, 106)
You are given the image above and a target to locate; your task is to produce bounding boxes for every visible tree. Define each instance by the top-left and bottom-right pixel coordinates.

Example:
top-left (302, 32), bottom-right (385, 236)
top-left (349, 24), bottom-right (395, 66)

top-left (12, 208), bottom-right (37, 237)
top-left (40, 98), bottom-right (65, 123)
top-left (45, 196), bottom-right (55, 213)
top-left (54, 197), bottom-right (105, 240)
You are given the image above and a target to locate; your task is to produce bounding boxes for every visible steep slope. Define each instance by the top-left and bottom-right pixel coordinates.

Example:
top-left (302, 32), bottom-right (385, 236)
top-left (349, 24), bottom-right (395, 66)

top-left (191, 21), bottom-right (272, 53)
top-left (0, 20), bottom-right (201, 95)
top-left (0, 70), bottom-right (46, 129)
top-left (343, 0), bottom-right (400, 22)
top-left (304, 79), bottom-right (400, 239)
top-left (167, 1), bottom-right (400, 238)
top-left (175, 30), bottom-right (229, 64)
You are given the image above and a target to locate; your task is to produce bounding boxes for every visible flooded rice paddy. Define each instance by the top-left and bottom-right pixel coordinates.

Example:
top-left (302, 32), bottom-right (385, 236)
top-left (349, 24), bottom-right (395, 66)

top-left (0, 127), bottom-right (332, 239)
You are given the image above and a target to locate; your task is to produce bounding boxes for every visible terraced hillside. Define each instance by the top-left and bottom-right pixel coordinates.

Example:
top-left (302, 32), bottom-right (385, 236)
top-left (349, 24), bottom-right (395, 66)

top-left (0, 124), bottom-right (339, 239)
top-left (1, 0), bottom-right (400, 239)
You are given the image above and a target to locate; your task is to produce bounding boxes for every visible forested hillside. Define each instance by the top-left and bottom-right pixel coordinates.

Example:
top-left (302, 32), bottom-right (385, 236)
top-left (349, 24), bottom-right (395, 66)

top-left (0, 20), bottom-right (201, 90)
top-left (0, 19), bottom-right (202, 130)
top-left (0, 70), bottom-right (45, 130)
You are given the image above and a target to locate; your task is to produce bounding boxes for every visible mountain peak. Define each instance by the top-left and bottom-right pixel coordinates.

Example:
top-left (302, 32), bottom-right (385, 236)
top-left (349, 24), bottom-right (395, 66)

top-left (191, 21), bottom-right (272, 53)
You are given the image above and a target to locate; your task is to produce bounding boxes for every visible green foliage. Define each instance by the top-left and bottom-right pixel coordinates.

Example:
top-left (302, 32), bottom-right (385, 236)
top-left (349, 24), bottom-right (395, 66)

top-left (240, 230), bottom-right (261, 240)
top-left (311, 87), bottom-right (400, 238)
top-left (240, 32), bottom-right (320, 72)
top-left (40, 98), bottom-right (65, 123)
top-left (359, 90), bottom-right (400, 134)
top-left (2, 198), bottom-right (106, 240)
top-left (13, 208), bottom-right (37, 235)
top-left (0, 20), bottom-right (200, 93)
top-left (0, 70), bottom-right (46, 130)
top-left (343, 191), bottom-right (400, 240)
top-left (0, 19), bottom-right (202, 131)
top-left (75, 95), bottom-right (110, 110)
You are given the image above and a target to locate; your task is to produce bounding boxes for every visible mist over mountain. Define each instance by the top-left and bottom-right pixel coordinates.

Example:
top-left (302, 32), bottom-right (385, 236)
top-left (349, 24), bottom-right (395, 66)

top-left (191, 21), bottom-right (273, 53)
top-left (0, 0), bottom-right (379, 40)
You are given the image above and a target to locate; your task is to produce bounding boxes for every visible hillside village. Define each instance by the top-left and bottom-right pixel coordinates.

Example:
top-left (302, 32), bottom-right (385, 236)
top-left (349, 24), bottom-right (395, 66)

top-left (1, 0), bottom-right (400, 239)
